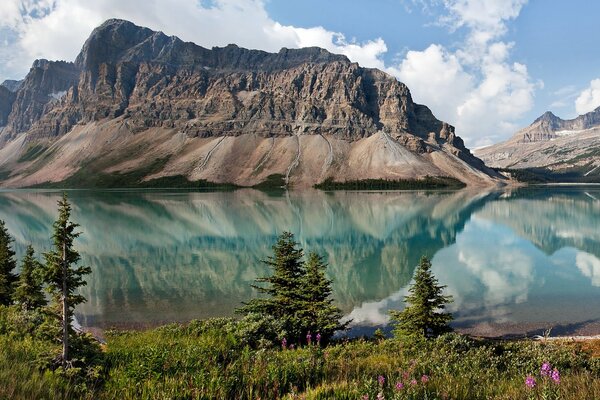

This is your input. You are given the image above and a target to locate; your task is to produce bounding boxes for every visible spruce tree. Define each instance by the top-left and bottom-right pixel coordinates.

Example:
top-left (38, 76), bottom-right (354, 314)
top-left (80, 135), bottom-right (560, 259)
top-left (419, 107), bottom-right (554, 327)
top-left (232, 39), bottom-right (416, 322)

top-left (43, 194), bottom-right (91, 368)
top-left (0, 220), bottom-right (17, 305)
top-left (14, 245), bottom-right (47, 310)
top-left (299, 252), bottom-right (347, 343)
top-left (390, 256), bottom-right (453, 338)
top-left (237, 231), bottom-right (306, 341)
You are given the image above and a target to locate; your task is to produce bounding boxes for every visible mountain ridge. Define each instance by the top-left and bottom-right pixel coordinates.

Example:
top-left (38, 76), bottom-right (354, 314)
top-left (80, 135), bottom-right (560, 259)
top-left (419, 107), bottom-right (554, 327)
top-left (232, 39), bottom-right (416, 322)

top-left (0, 18), bottom-right (500, 188)
top-left (475, 107), bottom-right (600, 178)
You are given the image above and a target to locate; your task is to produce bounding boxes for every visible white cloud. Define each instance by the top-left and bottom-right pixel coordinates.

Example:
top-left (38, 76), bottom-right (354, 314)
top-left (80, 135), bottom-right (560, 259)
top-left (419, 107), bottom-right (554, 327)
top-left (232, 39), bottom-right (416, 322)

top-left (576, 251), bottom-right (600, 287)
top-left (575, 79), bottom-right (600, 115)
top-left (389, 0), bottom-right (537, 147)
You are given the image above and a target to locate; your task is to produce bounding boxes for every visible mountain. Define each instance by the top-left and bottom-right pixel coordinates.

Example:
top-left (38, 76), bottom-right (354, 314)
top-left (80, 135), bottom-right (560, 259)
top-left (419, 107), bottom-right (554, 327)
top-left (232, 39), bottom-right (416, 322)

top-left (0, 79), bottom-right (23, 92)
top-left (0, 19), bottom-right (500, 188)
top-left (475, 108), bottom-right (600, 178)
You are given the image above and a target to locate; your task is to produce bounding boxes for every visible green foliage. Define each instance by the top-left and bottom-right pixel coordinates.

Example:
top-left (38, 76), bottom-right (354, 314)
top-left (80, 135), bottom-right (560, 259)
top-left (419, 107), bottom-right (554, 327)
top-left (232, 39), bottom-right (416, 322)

top-left (390, 256), bottom-right (453, 338)
top-left (252, 174), bottom-right (287, 190)
top-left (238, 232), bottom-right (346, 344)
top-left (314, 176), bottom-right (466, 190)
top-left (299, 252), bottom-right (348, 343)
top-left (13, 245), bottom-right (47, 311)
top-left (0, 220), bottom-right (17, 306)
top-left (238, 232), bottom-right (307, 342)
top-left (43, 193), bottom-right (92, 366)
top-left (1, 313), bottom-right (600, 400)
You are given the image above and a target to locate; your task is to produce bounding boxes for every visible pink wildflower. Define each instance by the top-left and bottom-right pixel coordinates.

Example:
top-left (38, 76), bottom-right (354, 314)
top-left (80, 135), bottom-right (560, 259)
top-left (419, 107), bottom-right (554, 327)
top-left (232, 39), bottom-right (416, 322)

top-left (525, 375), bottom-right (536, 389)
top-left (395, 382), bottom-right (404, 390)
top-left (421, 374), bottom-right (430, 383)
top-left (551, 368), bottom-right (560, 384)
top-left (541, 362), bottom-right (551, 376)
top-left (378, 375), bottom-right (385, 386)
top-left (410, 379), bottom-right (417, 386)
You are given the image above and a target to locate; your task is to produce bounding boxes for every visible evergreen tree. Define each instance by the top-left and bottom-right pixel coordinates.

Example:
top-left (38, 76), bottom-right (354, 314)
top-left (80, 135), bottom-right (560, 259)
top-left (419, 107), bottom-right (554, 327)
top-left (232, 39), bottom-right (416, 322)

top-left (390, 256), bottom-right (453, 338)
top-left (14, 245), bottom-right (47, 310)
top-left (0, 220), bottom-right (17, 305)
top-left (43, 194), bottom-right (91, 368)
top-left (237, 232), bottom-right (307, 341)
top-left (299, 252), bottom-right (347, 343)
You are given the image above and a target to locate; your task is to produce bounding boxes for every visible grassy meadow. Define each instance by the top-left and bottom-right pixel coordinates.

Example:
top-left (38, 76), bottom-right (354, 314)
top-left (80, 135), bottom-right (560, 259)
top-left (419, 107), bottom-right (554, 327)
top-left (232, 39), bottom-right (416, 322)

top-left (2, 314), bottom-right (600, 400)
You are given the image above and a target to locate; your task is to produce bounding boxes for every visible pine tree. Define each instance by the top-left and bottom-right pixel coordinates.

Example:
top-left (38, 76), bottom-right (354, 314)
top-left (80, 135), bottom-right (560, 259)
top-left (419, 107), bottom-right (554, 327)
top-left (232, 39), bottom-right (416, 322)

top-left (390, 256), bottom-right (453, 338)
top-left (43, 194), bottom-right (91, 368)
top-left (0, 220), bottom-right (18, 305)
top-left (299, 252), bottom-right (347, 343)
top-left (237, 231), bottom-right (307, 341)
top-left (14, 245), bottom-right (47, 310)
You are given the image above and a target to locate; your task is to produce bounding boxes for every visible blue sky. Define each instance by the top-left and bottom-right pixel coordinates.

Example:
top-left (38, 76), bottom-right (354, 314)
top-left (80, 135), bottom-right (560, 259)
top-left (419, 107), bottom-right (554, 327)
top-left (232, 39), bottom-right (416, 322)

top-left (1, 0), bottom-right (600, 147)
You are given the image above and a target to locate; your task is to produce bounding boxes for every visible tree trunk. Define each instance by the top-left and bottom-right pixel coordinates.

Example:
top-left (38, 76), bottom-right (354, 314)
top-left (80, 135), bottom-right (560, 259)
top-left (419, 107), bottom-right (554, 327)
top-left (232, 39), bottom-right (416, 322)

top-left (62, 240), bottom-right (68, 368)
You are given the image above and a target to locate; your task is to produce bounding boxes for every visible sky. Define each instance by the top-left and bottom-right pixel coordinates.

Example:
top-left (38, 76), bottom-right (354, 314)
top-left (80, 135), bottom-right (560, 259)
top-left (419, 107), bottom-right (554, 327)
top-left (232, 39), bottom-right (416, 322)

top-left (1, 0), bottom-right (600, 147)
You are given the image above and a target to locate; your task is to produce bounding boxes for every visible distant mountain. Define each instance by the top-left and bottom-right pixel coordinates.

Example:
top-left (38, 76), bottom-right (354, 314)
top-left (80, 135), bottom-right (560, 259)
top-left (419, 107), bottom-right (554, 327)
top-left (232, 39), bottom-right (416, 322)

top-left (1, 79), bottom-right (23, 92)
top-left (0, 19), bottom-right (500, 188)
top-left (475, 108), bottom-right (600, 179)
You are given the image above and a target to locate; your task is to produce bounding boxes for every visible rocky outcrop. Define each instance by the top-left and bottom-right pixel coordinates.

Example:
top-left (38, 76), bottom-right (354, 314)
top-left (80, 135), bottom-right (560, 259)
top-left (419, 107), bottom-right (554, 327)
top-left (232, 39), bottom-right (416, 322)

top-left (0, 19), bottom-right (499, 187)
top-left (2, 60), bottom-right (79, 142)
top-left (475, 109), bottom-right (600, 175)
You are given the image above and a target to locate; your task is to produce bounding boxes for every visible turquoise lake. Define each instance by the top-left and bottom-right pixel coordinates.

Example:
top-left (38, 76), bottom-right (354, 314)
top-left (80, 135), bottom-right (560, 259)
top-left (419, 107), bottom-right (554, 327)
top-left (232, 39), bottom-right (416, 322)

top-left (1, 187), bottom-right (599, 336)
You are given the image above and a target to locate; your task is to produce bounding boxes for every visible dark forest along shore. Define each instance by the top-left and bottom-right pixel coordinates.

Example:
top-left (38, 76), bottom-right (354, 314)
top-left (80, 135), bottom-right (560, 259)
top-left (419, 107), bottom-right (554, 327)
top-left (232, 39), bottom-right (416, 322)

top-left (0, 187), bottom-right (599, 337)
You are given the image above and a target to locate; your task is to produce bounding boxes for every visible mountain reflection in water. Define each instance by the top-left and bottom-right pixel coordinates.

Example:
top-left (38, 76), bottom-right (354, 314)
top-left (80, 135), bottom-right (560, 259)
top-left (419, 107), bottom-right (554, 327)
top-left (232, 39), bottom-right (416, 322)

top-left (0, 187), bottom-right (599, 335)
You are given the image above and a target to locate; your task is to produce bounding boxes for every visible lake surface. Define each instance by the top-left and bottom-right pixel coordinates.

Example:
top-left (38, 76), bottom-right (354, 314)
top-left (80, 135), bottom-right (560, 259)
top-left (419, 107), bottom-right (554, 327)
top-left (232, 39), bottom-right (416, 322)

top-left (1, 187), bottom-right (600, 337)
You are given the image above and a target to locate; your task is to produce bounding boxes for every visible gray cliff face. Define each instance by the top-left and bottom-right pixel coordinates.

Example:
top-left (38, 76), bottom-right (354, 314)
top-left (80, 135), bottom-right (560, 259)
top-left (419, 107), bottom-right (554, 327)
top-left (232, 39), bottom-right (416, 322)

top-left (0, 86), bottom-right (16, 127)
top-left (0, 19), bottom-right (496, 187)
top-left (2, 60), bottom-right (79, 140)
top-left (7, 20), bottom-right (473, 153)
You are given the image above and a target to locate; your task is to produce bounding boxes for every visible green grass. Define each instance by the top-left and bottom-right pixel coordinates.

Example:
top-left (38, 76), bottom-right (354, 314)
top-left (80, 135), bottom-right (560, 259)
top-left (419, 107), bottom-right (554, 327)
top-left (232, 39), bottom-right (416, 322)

top-left (3, 316), bottom-right (599, 400)
top-left (314, 176), bottom-right (466, 191)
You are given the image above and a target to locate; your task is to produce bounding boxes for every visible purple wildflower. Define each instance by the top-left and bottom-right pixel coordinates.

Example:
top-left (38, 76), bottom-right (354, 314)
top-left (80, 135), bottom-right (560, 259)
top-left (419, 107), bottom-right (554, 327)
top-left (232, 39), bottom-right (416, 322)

top-left (541, 362), bottom-right (552, 376)
top-left (525, 375), bottom-right (536, 389)
top-left (306, 332), bottom-right (312, 345)
top-left (395, 382), bottom-right (404, 390)
top-left (316, 333), bottom-right (321, 344)
top-left (410, 379), bottom-right (417, 386)
top-left (551, 368), bottom-right (560, 384)
top-left (378, 375), bottom-right (385, 386)
top-left (421, 375), bottom-right (430, 383)
top-left (281, 338), bottom-right (287, 350)
top-left (402, 371), bottom-right (409, 380)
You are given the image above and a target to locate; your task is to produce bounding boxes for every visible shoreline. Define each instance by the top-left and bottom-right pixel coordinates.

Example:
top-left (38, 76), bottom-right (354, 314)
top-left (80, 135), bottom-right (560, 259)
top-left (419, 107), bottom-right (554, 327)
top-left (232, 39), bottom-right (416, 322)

top-left (82, 319), bottom-right (600, 343)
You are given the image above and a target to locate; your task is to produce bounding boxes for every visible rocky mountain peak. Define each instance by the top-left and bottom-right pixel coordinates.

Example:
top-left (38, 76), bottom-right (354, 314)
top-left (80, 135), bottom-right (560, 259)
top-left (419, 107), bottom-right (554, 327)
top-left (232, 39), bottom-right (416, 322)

top-left (533, 111), bottom-right (560, 126)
